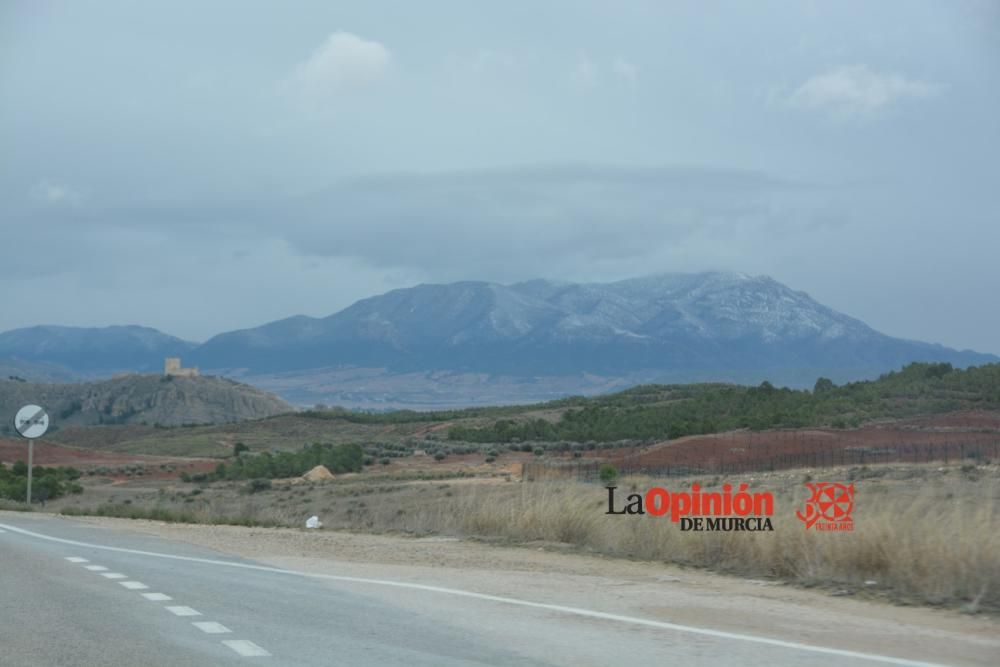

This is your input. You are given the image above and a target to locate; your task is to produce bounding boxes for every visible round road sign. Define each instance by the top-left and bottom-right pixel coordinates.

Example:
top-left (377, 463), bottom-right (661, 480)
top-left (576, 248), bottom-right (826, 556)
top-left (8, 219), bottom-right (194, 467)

top-left (14, 404), bottom-right (49, 439)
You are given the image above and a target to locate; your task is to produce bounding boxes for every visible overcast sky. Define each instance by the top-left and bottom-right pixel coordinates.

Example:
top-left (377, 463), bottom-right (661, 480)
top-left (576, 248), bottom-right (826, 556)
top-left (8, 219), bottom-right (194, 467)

top-left (2, 1), bottom-right (998, 353)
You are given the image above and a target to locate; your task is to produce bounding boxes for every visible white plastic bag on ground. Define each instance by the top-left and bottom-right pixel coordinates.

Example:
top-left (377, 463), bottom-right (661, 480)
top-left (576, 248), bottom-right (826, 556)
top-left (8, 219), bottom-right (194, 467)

top-left (305, 515), bottom-right (322, 529)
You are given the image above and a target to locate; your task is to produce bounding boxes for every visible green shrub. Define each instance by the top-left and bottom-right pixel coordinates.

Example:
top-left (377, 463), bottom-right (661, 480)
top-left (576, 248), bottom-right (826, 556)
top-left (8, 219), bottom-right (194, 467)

top-left (598, 463), bottom-right (618, 486)
top-left (0, 462), bottom-right (83, 502)
top-left (246, 478), bottom-right (272, 494)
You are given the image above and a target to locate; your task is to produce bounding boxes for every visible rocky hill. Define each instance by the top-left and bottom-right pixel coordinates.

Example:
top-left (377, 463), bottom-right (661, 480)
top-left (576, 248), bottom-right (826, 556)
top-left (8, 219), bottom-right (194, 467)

top-left (0, 375), bottom-right (290, 433)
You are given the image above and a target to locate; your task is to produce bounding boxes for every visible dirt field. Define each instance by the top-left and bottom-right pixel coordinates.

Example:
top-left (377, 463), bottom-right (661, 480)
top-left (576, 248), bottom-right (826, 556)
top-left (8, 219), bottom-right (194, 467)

top-left (34, 409), bottom-right (1000, 485)
top-left (9, 410), bottom-right (1000, 486)
top-left (0, 437), bottom-right (218, 480)
top-left (602, 411), bottom-right (1000, 473)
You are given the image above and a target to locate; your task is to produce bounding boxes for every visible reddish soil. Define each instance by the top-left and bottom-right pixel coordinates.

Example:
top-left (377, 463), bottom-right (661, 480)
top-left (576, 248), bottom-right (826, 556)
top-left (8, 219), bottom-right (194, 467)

top-left (0, 438), bottom-right (217, 479)
top-left (521, 411), bottom-right (1000, 478)
top-left (606, 411), bottom-right (1000, 473)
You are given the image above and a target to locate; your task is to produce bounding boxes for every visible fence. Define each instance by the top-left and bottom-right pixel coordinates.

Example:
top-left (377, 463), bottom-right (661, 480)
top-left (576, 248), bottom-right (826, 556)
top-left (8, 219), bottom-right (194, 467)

top-left (523, 440), bottom-right (1000, 483)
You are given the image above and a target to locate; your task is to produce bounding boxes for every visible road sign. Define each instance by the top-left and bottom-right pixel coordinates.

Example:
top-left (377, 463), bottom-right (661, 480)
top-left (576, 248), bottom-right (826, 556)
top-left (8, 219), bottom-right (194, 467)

top-left (14, 404), bottom-right (49, 439)
top-left (13, 404), bottom-right (48, 504)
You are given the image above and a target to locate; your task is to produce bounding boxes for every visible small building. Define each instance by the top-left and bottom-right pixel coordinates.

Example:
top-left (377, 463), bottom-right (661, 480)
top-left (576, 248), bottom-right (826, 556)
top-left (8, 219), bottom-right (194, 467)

top-left (164, 357), bottom-right (199, 377)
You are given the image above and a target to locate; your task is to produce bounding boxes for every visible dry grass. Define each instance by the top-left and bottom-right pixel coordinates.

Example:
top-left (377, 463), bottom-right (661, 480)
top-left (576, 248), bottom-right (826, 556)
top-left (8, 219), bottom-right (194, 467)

top-left (59, 463), bottom-right (1000, 612)
top-left (429, 472), bottom-right (1000, 611)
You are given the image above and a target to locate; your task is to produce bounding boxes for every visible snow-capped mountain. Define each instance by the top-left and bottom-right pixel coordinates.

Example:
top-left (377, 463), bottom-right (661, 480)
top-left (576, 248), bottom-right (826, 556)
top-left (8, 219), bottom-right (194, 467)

top-left (189, 272), bottom-right (994, 379)
top-left (3, 273), bottom-right (994, 405)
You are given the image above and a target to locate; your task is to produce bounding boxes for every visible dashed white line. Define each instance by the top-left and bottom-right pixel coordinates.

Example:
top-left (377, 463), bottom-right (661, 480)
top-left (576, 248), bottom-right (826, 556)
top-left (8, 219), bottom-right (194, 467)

top-left (119, 581), bottom-right (149, 590)
top-left (59, 550), bottom-right (267, 655)
top-left (192, 621), bottom-right (232, 634)
top-left (141, 592), bottom-right (172, 601)
top-left (0, 519), bottom-right (932, 667)
top-left (166, 606), bottom-right (202, 617)
top-left (0, 522), bottom-right (941, 667)
top-left (222, 640), bottom-right (271, 657)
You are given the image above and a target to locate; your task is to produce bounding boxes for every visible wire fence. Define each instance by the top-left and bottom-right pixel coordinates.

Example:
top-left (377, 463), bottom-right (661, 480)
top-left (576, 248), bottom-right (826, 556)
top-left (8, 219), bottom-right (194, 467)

top-left (523, 440), bottom-right (1000, 482)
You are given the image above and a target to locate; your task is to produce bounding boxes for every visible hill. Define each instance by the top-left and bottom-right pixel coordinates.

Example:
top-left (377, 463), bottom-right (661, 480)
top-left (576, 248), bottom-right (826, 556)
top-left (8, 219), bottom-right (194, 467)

top-left (190, 273), bottom-right (994, 405)
top-left (2, 273), bottom-right (995, 407)
top-left (194, 272), bottom-right (996, 377)
top-left (0, 374), bottom-right (290, 432)
top-left (0, 325), bottom-right (195, 378)
top-left (46, 362), bottom-right (1000, 459)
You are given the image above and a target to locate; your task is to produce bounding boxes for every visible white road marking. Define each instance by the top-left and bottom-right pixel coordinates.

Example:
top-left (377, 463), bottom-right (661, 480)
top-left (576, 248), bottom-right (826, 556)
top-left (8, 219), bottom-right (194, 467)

top-left (222, 640), bottom-right (270, 657)
top-left (141, 592), bottom-right (173, 601)
top-left (0, 528), bottom-right (6, 533)
top-left (2, 521), bottom-right (948, 667)
top-left (119, 581), bottom-right (149, 590)
top-left (166, 606), bottom-right (202, 617)
top-left (192, 621), bottom-right (232, 634)
top-left (60, 543), bottom-right (259, 652)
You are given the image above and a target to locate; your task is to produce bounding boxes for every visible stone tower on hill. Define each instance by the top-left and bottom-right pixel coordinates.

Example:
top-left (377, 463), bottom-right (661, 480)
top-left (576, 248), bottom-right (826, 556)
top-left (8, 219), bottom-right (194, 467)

top-left (164, 357), bottom-right (199, 377)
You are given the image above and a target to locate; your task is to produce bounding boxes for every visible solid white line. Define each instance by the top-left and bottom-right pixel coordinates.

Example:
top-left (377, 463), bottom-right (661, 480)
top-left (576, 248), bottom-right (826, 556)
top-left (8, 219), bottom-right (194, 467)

top-left (0, 520), bottom-right (949, 667)
top-left (65, 556), bottom-right (88, 563)
top-left (222, 640), bottom-right (270, 657)
top-left (119, 581), bottom-right (149, 590)
top-left (192, 621), bottom-right (232, 634)
top-left (0, 528), bottom-right (6, 533)
top-left (84, 565), bottom-right (109, 571)
top-left (166, 606), bottom-right (202, 617)
top-left (141, 593), bottom-right (172, 601)
top-left (100, 572), bottom-right (127, 579)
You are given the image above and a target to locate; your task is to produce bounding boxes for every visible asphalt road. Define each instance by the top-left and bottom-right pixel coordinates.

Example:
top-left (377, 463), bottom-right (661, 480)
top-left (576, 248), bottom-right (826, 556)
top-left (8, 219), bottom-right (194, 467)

top-left (0, 513), bottom-right (960, 667)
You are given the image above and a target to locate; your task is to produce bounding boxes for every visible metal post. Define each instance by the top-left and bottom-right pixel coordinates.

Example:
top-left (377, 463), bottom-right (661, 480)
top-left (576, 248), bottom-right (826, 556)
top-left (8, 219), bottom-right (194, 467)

top-left (26, 440), bottom-right (33, 504)
top-left (13, 405), bottom-right (48, 505)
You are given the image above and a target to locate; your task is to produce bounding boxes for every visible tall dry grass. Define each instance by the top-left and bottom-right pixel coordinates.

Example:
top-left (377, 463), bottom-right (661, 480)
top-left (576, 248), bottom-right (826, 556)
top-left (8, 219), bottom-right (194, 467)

top-left (58, 467), bottom-right (1000, 611)
top-left (392, 474), bottom-right (1000, 611)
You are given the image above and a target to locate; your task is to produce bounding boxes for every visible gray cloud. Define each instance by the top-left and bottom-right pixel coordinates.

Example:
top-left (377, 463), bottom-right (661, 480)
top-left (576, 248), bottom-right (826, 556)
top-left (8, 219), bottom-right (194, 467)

top-left (277, 166), bottom-right (816, 275)
top-left (0, 1), bottom-right (997, 354)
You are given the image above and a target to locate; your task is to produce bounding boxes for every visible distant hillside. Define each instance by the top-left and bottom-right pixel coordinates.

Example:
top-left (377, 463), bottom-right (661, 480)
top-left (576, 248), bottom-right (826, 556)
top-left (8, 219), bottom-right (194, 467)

top-left (2, 273), bottom-right (996, 407)
top-left (45, 361), bottom-right (1000, 459)
top-left (448, 361), bottom-right (1000, 443)
top-left (0, 375), bottom-right (290, 432)
top-left (193, 273), bottom-right (996, 378)
top-left (0, 325), bottom-right (195, 377)
top-left (1, 357), bottom-right (80, 383)
top-left (189, 272), bottom-right (995, 404)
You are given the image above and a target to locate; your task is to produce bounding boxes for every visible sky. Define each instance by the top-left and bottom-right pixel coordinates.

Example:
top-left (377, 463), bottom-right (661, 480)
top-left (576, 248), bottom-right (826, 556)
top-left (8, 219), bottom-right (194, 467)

top-left (2, 1), bottom-right (998, 353)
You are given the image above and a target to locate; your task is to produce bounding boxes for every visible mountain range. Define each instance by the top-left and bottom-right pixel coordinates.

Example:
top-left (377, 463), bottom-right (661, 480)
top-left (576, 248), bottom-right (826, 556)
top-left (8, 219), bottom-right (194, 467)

top-left (1, 273), bottom-right (995, 407)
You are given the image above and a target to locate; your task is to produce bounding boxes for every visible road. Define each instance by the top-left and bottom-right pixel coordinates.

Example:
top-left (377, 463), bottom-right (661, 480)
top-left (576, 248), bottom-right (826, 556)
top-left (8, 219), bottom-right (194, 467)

top-left (0, 513), bottom-right (987, 666)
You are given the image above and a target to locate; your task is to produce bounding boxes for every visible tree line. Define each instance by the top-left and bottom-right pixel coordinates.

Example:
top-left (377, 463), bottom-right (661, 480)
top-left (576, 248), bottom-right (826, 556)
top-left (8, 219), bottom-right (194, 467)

top-left (181, 442), bottom-right (364, 483)
top-left (447, 362), bottom-right (1000, 444)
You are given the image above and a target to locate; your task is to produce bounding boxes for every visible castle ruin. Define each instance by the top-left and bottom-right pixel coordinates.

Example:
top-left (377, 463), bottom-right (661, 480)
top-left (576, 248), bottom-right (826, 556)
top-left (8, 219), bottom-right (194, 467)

top-left (164, 357), bottom-right (199, 377)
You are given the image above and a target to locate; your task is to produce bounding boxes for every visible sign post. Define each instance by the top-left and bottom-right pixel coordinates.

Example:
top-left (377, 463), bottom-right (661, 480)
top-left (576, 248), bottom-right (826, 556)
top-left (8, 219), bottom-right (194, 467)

top-left (13, 404), bottom-right (49, 504)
